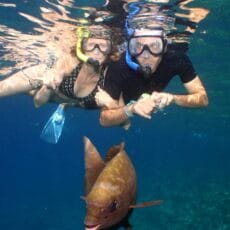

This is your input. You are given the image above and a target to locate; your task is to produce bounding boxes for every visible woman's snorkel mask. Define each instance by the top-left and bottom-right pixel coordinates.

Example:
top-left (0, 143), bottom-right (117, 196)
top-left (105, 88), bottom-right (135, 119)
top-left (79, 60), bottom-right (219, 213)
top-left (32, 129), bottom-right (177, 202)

top-left (76, 27), bottom-right (99, 69)
top-left (76, 27), bottom-right (112, 70)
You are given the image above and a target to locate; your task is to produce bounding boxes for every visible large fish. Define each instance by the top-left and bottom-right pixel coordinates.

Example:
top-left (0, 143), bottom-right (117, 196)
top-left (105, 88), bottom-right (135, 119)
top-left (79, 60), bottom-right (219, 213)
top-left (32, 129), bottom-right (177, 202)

top-left (83, 137), bottom-right (162, 230)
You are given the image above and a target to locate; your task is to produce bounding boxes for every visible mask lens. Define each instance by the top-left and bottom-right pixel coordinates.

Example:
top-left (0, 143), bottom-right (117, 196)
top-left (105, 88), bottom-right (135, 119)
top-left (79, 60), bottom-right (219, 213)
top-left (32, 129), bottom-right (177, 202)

top-left (82, 39), bottom-right (94, 52)
top-left (129, 38), bottom-right (144, 56)
top-left (148, 37), bottom-right (164, 54)
top-left (98, 41), bottom-right (110, 53)
top-left (129, 36), bottom-right (164, 56)
top-left (82, 38), bottom-right (111, 54)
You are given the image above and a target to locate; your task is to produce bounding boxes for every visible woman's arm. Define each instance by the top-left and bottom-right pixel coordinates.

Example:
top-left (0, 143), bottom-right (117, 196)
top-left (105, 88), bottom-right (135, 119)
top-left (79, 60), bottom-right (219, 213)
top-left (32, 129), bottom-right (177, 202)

top-left (96, 88), bottom-right (129, 127)
top-left (0, 65), bottom-right (45, 98)
top-left (33, 54), bottom-right (79, 108)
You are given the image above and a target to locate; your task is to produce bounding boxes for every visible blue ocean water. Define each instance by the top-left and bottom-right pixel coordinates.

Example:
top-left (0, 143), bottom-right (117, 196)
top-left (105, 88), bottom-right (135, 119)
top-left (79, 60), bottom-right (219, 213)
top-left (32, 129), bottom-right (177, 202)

top-left (0, 0), bottom-right (229, 229)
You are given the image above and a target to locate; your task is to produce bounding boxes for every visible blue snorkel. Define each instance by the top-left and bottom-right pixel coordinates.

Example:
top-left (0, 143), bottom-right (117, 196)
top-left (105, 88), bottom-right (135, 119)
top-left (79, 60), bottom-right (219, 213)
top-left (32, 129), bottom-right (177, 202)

top-left (124, 2), bottom-right (174, 72)
top-left (125, 2), bottom-right (143, 71)
top-left (125, 49), bottom-right (140, 71)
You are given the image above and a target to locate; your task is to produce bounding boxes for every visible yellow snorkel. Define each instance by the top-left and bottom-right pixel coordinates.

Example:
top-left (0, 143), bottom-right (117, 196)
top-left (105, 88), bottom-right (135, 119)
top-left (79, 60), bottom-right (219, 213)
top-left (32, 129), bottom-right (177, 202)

top-left (76, 27), bottom-right (100, 69)
top-left (76, 27), bottom-right (90, 63)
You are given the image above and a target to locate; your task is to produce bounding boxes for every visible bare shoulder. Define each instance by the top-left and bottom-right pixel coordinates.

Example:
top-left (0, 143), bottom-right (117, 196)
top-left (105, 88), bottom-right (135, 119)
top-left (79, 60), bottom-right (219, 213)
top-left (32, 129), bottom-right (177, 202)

top-left (55, 53), bottom-right (79, 75)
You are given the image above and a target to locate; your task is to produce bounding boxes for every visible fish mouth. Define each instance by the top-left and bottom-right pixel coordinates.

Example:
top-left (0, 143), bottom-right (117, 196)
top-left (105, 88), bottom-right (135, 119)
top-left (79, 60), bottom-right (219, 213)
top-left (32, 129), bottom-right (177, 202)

top-left (85, 224), bottom-right (101, 230)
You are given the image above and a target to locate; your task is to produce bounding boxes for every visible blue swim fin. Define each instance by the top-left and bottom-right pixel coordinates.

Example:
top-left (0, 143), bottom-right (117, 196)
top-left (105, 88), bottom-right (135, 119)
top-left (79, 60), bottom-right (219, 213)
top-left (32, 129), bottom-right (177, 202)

top-left (40, 104), bottom-right (66, 144)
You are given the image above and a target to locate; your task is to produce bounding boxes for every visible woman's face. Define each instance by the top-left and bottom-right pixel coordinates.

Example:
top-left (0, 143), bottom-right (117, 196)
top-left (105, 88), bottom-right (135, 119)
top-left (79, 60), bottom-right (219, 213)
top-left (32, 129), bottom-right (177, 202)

top-left (83, 38), bottom-right (111, 64)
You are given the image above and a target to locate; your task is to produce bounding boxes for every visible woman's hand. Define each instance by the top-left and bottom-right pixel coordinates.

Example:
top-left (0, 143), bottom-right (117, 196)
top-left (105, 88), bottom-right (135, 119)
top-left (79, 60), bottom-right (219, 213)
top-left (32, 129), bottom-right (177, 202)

top-left (95, 86), bottom-right (118, 108)
top-left (43, 71), bottom-right (63, 91)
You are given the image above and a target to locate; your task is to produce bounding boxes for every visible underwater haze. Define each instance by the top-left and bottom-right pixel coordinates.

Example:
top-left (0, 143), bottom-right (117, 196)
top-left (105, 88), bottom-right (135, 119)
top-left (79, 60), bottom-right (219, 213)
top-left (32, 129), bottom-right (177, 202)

top-left (0, 0), bottom-right (230, 229)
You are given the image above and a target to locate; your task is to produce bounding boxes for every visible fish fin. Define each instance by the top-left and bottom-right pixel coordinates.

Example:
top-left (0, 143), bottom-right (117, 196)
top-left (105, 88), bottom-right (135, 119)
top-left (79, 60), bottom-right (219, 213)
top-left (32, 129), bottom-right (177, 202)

top-left (124, 224), bottom-right (132, 230)
top-left (129, 200), bottom-right (163, 209)
top-left (123, 218), bottom-right (132, 230)
top-left (84, 136), bottom-right (105, 195)
top-left (110, 212), bottom-right (132, 230)
top-left (104, 142), bottom-right (125, 163)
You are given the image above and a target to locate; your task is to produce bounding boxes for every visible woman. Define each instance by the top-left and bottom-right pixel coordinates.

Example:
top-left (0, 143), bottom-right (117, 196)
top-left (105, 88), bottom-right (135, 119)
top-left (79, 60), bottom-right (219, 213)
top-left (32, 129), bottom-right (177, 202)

top-left (0, 24), bottom-right (119, 109)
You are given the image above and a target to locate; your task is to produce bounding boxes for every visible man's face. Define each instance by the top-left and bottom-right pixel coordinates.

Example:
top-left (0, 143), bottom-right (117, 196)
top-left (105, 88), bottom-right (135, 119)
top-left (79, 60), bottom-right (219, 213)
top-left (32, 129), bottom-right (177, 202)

top-left (130, 36), bottom-right (163, 74)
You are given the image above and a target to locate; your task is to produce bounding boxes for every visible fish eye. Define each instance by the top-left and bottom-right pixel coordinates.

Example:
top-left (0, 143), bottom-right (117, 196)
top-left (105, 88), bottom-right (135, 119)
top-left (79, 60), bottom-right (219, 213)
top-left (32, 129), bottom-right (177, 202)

top-left (109, 200), bottom-right (118, 213)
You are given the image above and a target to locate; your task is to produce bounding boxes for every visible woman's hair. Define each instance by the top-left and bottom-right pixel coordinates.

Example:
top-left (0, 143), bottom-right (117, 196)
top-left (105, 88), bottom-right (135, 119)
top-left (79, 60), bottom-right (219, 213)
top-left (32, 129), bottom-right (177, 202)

top-left (109, 27), bottom-right (125, 61)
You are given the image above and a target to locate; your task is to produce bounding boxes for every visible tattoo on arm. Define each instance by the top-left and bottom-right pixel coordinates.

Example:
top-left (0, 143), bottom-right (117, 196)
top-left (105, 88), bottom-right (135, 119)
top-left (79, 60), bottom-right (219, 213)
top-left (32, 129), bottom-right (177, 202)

top-left (45, 52), bottom-right (57, 70)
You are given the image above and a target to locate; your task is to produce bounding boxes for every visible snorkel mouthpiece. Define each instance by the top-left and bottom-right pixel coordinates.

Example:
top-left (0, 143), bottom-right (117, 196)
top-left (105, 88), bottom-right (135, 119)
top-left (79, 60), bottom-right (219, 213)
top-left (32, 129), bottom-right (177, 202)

top-left (141, 65), bottom-right (152, 80)
top-left (87, 58), bottom-right (100, 71)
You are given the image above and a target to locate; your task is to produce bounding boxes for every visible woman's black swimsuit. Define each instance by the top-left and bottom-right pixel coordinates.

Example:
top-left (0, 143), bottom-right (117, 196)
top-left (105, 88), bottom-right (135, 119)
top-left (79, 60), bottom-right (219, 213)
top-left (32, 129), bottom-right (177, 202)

top-left (59, 63), bottom-right (104, 109)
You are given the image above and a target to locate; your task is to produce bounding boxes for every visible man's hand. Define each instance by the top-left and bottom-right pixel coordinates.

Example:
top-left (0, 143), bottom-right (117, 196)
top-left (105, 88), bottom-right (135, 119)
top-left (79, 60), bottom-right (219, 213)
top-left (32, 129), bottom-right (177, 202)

top-left (131, 96), bottom-right (157, 119)
top-left (151, 92), bottom-right (174, 109)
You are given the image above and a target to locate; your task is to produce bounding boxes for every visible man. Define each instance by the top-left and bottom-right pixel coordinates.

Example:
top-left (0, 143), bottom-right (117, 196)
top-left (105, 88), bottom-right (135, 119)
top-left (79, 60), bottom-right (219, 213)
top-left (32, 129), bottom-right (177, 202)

top-left (95, 26), bottom-right (208, 127)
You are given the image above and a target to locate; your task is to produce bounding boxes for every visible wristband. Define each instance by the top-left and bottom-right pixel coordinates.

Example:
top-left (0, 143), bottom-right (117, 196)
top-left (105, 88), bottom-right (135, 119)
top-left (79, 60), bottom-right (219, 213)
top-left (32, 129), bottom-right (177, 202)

top-left (124, 100), bottom-right (136, 118)
top-left (140, 93), bottom-right (150, 100)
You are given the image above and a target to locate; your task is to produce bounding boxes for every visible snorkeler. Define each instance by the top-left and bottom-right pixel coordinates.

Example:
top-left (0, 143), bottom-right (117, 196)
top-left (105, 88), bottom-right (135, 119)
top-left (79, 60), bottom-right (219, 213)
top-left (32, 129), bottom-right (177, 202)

top-left (0, 24), bottom-right (118, 109)
top-left (0, 24), bottom-right (121, 143)
top-left (96, 23), bottom-right (208, 127)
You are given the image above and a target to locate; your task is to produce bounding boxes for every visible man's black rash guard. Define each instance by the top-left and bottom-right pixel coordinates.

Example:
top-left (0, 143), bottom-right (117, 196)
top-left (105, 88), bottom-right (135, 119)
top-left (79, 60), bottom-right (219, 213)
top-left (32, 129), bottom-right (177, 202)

top-left (103, 51), bottom-right (197, 104)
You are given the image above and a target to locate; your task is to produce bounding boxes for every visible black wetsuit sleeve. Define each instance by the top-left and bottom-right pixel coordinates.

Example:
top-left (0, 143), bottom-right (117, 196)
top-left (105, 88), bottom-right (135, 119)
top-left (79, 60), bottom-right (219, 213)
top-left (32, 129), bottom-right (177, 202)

top-left (103, 62), bottom-right (123, 100)
top-left (177, 53), bottom-right (197, 83)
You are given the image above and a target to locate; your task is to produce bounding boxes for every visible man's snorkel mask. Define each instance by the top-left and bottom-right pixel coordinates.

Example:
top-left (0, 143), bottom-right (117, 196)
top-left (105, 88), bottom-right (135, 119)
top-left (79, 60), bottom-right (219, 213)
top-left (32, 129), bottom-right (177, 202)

top-left (125, 2), bottom-right (171, 75)
top-left (126, 27), bottom-right (168, 73)
top-left (76, 27), bottom-right (111, 70)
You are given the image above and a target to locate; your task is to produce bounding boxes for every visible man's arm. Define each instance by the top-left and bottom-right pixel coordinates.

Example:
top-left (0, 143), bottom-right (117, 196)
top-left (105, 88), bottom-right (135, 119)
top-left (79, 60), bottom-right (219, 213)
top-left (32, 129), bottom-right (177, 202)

top-left (99, 93), bottom-right (156, 127)
top-left (174, 75), bottom-right (208, 107)
top-left (151, 76), bottom-right (208, 109)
